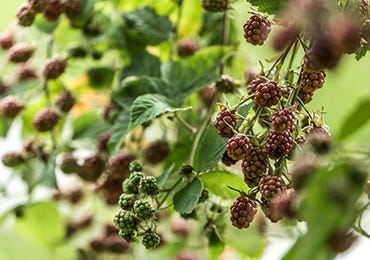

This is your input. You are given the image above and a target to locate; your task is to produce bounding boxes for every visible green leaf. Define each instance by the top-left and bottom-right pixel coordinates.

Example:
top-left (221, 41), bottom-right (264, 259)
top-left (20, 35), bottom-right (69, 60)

top-left (72, 112), bottom-right (109, 140)
top-left (173, 177), bottom-right (203, 214)
top-left (108, 108), bottom-right (131, 154)
top-left (34, 15), bottom-right (59, 34)
top-left (193, 125), bottom-right (227, 172)
top-left (15, 201), bottom-right (65, 247)
top-left (130, 94), bottom-right (191, 127)
top-left (157, 164), bottom-right (175, 188)
top-left (246, 0), bottom-right (288, 14)
top-left (87, 67), bottom-right (115, 89)
top-left (123, 6), bottom-right (173, 46)
top-left (200, 171), bottom-right (247, 199)
top-left (0, 119), bottom-right (11, 137)
top-left (337, 96), bottom-right (370, 140)
top-left (355, 43), bottom-right (369, 61)
top-left (121, 51), bottom-right (161, 79)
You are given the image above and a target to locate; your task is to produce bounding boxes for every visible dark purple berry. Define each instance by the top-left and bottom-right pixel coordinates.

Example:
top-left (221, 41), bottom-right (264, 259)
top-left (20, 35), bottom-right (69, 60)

top-left (259, 175), bottom-right (286, 201)
top-left (214, 108), bottom-right (236, 138)
top-left (43, 57), bottom-right (67, 79)
top-left (230, 196), bottom-right (257, 229)
top-left (253, 81), bottom-right (282, 107)
top-left (271, 108), bottom-right (296, 133)
top-left (243, 15), bottom-right (271, 46)
top-left (143, 140), bottom-right (170, 164)
top-left (32, 108), bottom-right (60, 132)
top-left (226, 134), bottom-right (252, 161)
top-left (0, 96), bottom-right (24, 119)
top-left (265, 130), bottom-right (294, 159)
top-left (201, 0), bottom-right (228, 12)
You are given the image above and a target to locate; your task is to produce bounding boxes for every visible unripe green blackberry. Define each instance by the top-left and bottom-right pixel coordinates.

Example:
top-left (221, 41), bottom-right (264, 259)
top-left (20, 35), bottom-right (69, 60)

top-left (29, 0), bottom-right (47, 13)
top-left (241, 149), bottom-right (268, 183)
top-left (2, 152), bottom-right (25, 167)
top-left (0, 33), bottom-right (14, 50)
top-left (221, 151), bottom-right (237, 166)
top-left (143, 140), bottom-right (170, 164)
top-left (300, 69), bottom-right (326, 93)
top-left (107, 154), bottom-right (135, 179)
top-left (243, 15), bottom-right (271, 46)
top-left (60, 153), bottom-right (78, 174)
top-left (215, 74), bottom-right (235, 93)
top-left (113, 210), bottom-right (138, 232)
top-left (179, 164), bottom-right (194, 179)
top-left (43, 57), bottom-right (67, 80)
top-left (133, 200), bottom-right (153, 220)
top-left (129, 160), bottom-right (143, 173)
top-left (43, 0), bottom-right (64, 22)
top-left (271, 109), bottom-right (296, 133)
top-left (119, 230), bottom-right (136, 242)
top-left (230, 196), bottom-right (257, 229)
top-left (259, 175), bottom-right (286, 201)
top-left (119, 194), bottom-right (136, 210)
top-left (201, 0), bottom-right (228, 12)
top-left (54, 91), bottom-right (75, 113)
top-left (142, 231), bottom-right (160, 249)
top-left (8, 43), bottom-right (35, 63)
top-left (139, 176), bottom-right (159, 196)
top-left (265, 130), bottom-right (294, 159)
top-left (253, 81), bottom-right (282, 107)
top-left (0, 96), bottom-right (24, 119)
top-left (18, 65), bottom-right (38, 81)
top-left (63, 0), bottom-right (83, 21)
top-left (123, 172), bottom-right (144, 194)
top-left (32, 108), bottom-right (60, 132)
top-left (226, 134), bottom-right (252, 161)
top-left (77, 154), bottom-right (105, 182)
top-left (16, 3), bottom-right (35, 27)
top-left (247, 77), bottom-right (264, 95)
top-left (177, 39), bottom-right (199, 57)
top-left (214, 108), bottom-right (237, 138)
top-left (197, 189), bottom-right (209, 203)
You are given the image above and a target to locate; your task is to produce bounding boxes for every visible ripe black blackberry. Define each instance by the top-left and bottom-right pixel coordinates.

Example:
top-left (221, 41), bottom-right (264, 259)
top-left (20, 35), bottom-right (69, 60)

top-left (201, 0), bottom-right (228, 12)
top-left (0, 33), bottom-right (14, 50)
top-left (29, 0), bottom-right (48, 13)
top-left (221, 151), bottom-right (237, 166)
top-left (2, 152), bottom-right (25, 167)
top-left (43, 0), bottom-right (64, 22)
top-left (113, 210), bottom-right (138, 232)
top-left (16, 3), bottom-right (35, 27)
top-left (230, 195), bottom-right (257, 229)
top-left (214, 108), bottom-right (236, 138)
top-left (60, 153), bottom-right (78, 174)
top-left (107, 154), bottom-right (135, 179)
top-left (243, 15), bottom-right (271, 46)
top-left (143, 140), bottom-right (170, 164)
top-left (265, 130), bottom-right (294, 159)
top-left (133, 200), bottom-right (153, 220)
top-left (300, 69), bottom-right (326, 93)
top-left (123, 172), bottom-right (144, 194)
top-left (298, 89), bottom-right (314, 104)
top-left (259, 175), bottom-right (286, 201)
top-left (43, 57), bottom-right (67, 80)
top-left (241, 149), bottom-right (268, 183)
top-left (54, 91), bottom-right (75, 112)
top-left (142, 231), bottom-right (160, 249)
top-left (8, 43), bottom-right (35, 63)
top-left (253, 81), bottom-right (282, 107)
top-left (18, 65), bottom-right (38, 81)
top-left (139, 176), bottom-right (159, 196)
top-left (77, 154), bottom-right (105, 182)
top-left (271, 109), bottom-right (296, 133)
top-left (247, 77), bottom-right (264, 95)
top-left (63, 0), bottom-right (83, 21)
top-left (32, 108), bottom-right (60, 132)
top-left (118, 194), bottom-right (135, 210)
top-left (177, 39), bottom-right (199, 57)
top-left (226, 134), bottom-right (252, 161)
top-left (0, 96), bottom-right (24, 119)
top-left (215, 74), bottom-right (235, 93)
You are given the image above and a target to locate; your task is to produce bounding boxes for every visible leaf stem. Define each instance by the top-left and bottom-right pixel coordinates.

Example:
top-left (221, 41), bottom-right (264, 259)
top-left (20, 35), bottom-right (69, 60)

top-left (175, 113), bottom-right (196, 134)
top-left (157, 177), bottom-right (182, 208)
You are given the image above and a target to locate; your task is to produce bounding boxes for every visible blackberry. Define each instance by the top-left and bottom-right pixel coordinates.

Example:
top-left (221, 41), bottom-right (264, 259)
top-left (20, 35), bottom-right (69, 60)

top-left (143, 140), bottom-right (170, 164)
top-left (266, 130), bottom-right (294, 159)
top-left (123, 172), bottom-right (144, 194)
top-left (272, 25), bottom-right (299, 51)
top-left (177, 39), bottom-right (199, 57)
top-left (298, 89), bottom-right (314, 104)
top-left (119, 230), bottom-right (136, 242)
top-left (243, 175), bottom-right (260, 189)
top-left (139, 176), bottom-right (159, 196)
top-left (362, 19), bottom-right (370, 42)
top-left (29, 0), bottom-right (48, 13)
top-left (259, 175), bottom-right (286, 201)
top-left (129, 160), bottom-right (143, 173)
top-left (179, 164), bottom-right (194, 179)
top-left (54, 91), bottom-right (75, 112)
top-left (18, 65), bottom-right (38, 81)
top-left (230, 196), bottom-right (257, 229)
top-left (226, 134), bottom-right (252, 161)
top-left (133, 200), bottom-right (153, 220)
top-left (243, 15), bottom-right (271, 46)
top-left (43, 57), bottom-right (67, 80)
top-left (113, 210), bottom-right (138, 232)
top-left (142, 231), bottom-right (160, 249)
top-left (0, 96), bottom-right (24, 119)
top-left (270, 189), bottom-right (297, 221)
top-left (16, 3), bottom-right (35, 27)
top-left (90, 238), bottom-right (105, 252)
top-left (271, 109), bottom-right (296, 133)
top-left (60, 153), bottom-right (78, 174)
top-left (198, 84), bottom-right (216, 107)
top-left (241, 148), bottom-right (268, 182)
top-left (221, 151), bottom-right (237, 166)
top-left (63, 0), bottom-right (83, 21)
top-left (105, 224), bottom-right (118, 236)
top-left (201, 0), bottom-right (228, 12)
top-left (215, 74), bottom-right (235, 93)
top-left (261, 198), bottom-right (281, 223)
top-left (43, 0), bottom-right (64, 22)
top-left (32, 108), bottom-right (60, 132)
top-left (0, 33), bottom-right (14, 50)
top-left (300, 69), bottom-right (326, 93)
top-left (331, 15), bottom-right (361, 54)
top-left (253, 81), bottom-right (282, 107)
top-left (214, 108), bottom-right (236, 138)
top-left (306, 127), bottom-right (332, 154)
top-left (119, 194), bottom-right (136, 210)
top-left (247, 77), bottom-right (264, 95)
top-left (8, 43), bottom-right (35, 63)
top-left (97, 131), bottom-right (111, 154)
top-left (100, 175), bottom-right (124, 205)
top-left (328, 231), bottom-right (356, 253)
top-left (77, 154), bottom-right (105, 182)
top-left (105, 236), bottom-right (130, 254)
top-left (107, 154), bottom-right (135, 179)
top-left (2, 152), bottom-right (25, 167)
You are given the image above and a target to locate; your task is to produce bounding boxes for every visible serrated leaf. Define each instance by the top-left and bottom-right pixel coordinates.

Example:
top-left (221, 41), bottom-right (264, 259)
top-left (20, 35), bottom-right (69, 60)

top-left (108, 109), bottom-right (131, 154)
top-left (337, 96), bottom-right (370, 140)
top-left (246, 0), bottom-right (288, 14)
top-left (200, 171), bottom-right (248, 199)
top-left (173, 177), bottom-right (203, 214)
top-left (193, 125), bottom-right (227, 172)
top-left (130, 94), bottom-right (191, 127)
